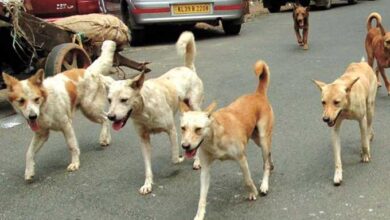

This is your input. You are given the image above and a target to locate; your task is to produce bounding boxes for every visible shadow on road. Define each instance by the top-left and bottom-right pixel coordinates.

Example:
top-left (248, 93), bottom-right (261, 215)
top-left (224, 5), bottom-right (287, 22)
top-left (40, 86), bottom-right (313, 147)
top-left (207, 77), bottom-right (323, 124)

top-left (131, 24), bottom-right (232, 47)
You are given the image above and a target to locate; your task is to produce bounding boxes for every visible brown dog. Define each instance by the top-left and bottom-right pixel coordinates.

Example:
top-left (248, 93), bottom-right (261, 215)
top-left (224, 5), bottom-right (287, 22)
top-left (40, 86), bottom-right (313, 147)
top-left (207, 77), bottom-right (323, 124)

top-left (179, 60), bottom-right (274, 220)
top-left (293, 4), bottom-right (309, 50)
top-left (365, 12), bottom-right (390, 94)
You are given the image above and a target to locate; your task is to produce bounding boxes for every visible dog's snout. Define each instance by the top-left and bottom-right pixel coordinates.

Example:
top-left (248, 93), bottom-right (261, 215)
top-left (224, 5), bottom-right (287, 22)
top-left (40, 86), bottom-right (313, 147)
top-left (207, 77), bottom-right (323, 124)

top-left (28, 113), bottom-right (37, 120)
top-left (181, 143), bottom-right (191, 150)
top-left (107, 114), bottom-right (116, 121)
top-left (323, 117), bottom-right (330, 123)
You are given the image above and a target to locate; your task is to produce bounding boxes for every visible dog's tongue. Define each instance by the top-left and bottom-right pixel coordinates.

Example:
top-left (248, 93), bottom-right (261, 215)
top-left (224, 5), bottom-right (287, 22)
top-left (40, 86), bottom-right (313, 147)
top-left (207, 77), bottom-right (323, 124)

top-left (185, 149), bottom-right (197, 159)
top-left (28, 120), bottom-right (40, 131)
top-left (112, 121), bottom-right (124, 131)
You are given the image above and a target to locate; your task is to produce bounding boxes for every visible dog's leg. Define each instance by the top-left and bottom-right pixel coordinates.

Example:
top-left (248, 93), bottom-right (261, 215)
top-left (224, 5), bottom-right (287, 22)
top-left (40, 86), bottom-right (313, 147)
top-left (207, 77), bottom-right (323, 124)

top-left (80, 104), bottom-right (111, 147)
top-left (168, 125), bottom-right (184, 164)
top-left (238, 155), bottom-right (258, 200)
top-left (139, 131), bottom-right (153, 195)
top-left (259, 127), bottom-right (273, 196)
top-left (62, 122), bottom-right (81, 172)
top-left (303, 27), bottom-right (309, 50)
top-left (294, 26), bottom-right (303, 46)
top-left (25, 130), bottom-right (49, 182)
top-left (194, 151), bottom-right (213, 220)
top-left (332, 122), bottom-right (343, 186)
top-left (378, 65), bottom-right (390, 95)
top-left (367, 101), bottom-right (375, 142)
top-left (375, 68), bottom-right (382, 88)
top-left (99, 118), bottom-right (111, 147)
top-left (359, 116), bottom-right (371, 163)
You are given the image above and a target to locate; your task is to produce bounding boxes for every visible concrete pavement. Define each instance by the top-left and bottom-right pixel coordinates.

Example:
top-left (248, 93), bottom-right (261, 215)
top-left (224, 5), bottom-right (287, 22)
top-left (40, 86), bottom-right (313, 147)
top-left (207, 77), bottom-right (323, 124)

top-left (1, 1), bottom-right (390, 219)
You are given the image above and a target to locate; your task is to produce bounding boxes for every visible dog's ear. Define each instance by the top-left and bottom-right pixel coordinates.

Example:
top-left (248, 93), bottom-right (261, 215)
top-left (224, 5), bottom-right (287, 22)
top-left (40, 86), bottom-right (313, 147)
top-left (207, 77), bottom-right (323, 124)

top-left (204, 101), bottom-right (217, 117)
top-left (312, 79), bottom-right (326, 91)
top-left (29, 69), bottom-right (45, 86)
top-left (293, 3), bottom-right (297, 10)
top-left (304, 6), bottom-right (309, 12)
top-left (130, 73), bottom-right (145, 90)
top-left (345, 77), bottom-right (360, 93)
top-left (179, 101), bottom-right (191, 113)
top-left (2, 72), bottom-right (19, 91)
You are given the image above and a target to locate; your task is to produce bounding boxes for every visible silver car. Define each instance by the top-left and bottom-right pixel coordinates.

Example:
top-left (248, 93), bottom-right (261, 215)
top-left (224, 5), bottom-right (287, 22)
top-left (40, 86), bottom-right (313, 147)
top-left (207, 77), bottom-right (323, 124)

top-left (120, 0), bottom-right (245, 45)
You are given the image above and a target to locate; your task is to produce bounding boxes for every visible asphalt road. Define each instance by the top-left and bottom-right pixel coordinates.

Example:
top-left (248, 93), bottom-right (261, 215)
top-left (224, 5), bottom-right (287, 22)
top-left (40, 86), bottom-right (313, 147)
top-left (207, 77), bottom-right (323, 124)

top-left (1, 1), bottom-right (390, 219)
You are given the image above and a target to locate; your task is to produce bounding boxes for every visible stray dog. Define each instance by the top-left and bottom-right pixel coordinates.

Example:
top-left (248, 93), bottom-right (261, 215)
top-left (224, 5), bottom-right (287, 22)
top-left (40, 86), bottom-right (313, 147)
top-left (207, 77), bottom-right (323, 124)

top-left (2, 40), bottom-right (116, 182)
top-left (180, 60), bottom-right (274, 220)
top-left (293, 3), bottom-right (309, 50)
top-left (106, 31), bottom-right (204, 194)
top-left (365, 12), bottom-right (390, 93)
top-left (313, 59), bottom-right (377, 186)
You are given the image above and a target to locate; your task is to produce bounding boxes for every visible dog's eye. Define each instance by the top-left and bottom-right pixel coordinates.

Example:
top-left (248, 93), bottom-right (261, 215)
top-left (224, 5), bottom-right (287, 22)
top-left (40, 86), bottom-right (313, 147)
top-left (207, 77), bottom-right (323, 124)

top-left (108, 98), bottom-right (112, 104)
top-left (321, 101), bottom-right (326, 105)
top-left (333, 100), bottom-right (340, 105)
top-left (120, 98), bottom-right (128, 103)
top-left (34, 97), bottom-right (40, 104)
top-left (181, 126), bottom-right (186, 131)
top-left (195, 127), bottom-right (202, 134)
top-left (18, 98), bottom-right (25, 105)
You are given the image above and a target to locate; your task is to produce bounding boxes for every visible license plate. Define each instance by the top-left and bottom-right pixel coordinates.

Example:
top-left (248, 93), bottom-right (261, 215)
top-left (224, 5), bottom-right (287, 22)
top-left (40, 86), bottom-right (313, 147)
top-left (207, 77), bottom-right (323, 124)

top-left (172, 4), bottom-right (211, 15)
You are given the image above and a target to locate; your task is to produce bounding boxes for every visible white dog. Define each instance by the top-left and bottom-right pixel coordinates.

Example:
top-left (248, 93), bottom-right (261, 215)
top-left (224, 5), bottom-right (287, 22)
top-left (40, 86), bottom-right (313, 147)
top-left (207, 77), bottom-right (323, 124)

top-left (106, 31), bottom-right (204, 194)
top-left (2, 41), bottom-right (116, 182)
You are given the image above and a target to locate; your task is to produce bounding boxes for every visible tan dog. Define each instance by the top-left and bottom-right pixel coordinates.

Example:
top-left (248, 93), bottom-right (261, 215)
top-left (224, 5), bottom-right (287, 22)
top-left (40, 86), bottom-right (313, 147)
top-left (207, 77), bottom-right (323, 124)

top-left (179, 60), bottom-right (274, 220)
top-left (2, 41), bottom-right (116, 182)
top-left (313, 59), bottom-right (377, 186)
top-left (293, 4), bottom-right (309, 50)
top-left (365, 12), bottom-right (390, 93)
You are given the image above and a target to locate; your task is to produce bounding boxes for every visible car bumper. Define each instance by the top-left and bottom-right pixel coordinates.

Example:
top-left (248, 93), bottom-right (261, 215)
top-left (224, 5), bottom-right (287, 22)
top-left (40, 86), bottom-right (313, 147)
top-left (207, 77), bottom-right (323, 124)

top-left (128, 0), bottom-right (244, 25)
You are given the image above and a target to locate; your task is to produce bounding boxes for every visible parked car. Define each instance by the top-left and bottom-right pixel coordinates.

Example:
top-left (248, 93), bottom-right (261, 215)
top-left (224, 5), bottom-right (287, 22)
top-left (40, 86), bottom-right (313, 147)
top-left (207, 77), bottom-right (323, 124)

top-left (20, 0), bottom-right (106, 18)
top-left (120, 0), bottom-right (245, 45)
top-left (263, 0), bottom-right (357, 13)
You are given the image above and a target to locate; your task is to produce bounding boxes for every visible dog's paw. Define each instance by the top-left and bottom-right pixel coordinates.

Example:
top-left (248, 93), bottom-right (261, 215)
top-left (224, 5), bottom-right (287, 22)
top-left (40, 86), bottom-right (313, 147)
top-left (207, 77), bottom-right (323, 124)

top-left (248, 190), bottom-right (258, 201)
top-left (333, 170), bottom-right (343, 186)
top-left (139, 184), bottom-right (153, 195)
top-left (67, 162), bottom-right (80, 172)
top-left (194, 210), bottom-right (206, 220)
top-left (259, 181), bottom-right (269, 196)
top-left (303, 44), bottom-right (309, 50)
top-left (24, 174), bottom-right (35, 184)
top-left (377, 81), bottom-right (382, 88)
top-left (193, 160), bottom-right (201, 170)
top-left (361, 153), bottom-right (371, 163)
top-left (99, 134), bottom-right (111, 147)
top-left (172, 156), bottom-right (185, 164)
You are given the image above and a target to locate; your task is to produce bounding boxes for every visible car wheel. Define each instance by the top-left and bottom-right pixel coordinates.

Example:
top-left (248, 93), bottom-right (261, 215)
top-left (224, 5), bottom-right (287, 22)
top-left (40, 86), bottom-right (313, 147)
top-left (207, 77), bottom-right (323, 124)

top-left (222, 21), bottom-right (241, 35)
top-left (322, 0), bottom-right (332, 9)
top-left (121, 0), bottom-right (145, 46)
top-left (268, 3), bottom-right (281, 13)
top-left (130, 29), bottom-right (146, 46)
top-left (348, 0), bottom-right (357, 4)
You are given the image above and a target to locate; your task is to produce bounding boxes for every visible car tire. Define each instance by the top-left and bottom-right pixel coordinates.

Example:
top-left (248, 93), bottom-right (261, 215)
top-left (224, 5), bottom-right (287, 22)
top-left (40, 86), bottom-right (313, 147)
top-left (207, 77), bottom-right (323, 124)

top-left (121, 0), bottom-right (145, 46)
top-left (130, 29), bottom-right (146, 46)
top-left (222, 21), bottom-right (241, 35)
top-left (268, 3), bottom-right (281, 13)
top-left (348, 0), bottom-right (357, 4)
top-left (322, 0), bottom-right (332, 9)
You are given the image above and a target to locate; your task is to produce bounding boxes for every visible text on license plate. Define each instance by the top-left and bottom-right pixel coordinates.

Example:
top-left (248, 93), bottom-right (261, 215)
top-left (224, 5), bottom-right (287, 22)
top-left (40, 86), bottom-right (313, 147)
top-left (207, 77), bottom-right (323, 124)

top-left (172, 4), bottom-right (211, 15)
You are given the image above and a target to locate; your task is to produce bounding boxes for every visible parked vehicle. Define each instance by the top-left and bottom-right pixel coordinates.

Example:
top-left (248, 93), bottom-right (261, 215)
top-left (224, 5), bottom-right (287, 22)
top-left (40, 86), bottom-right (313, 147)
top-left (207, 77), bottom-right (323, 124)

top-left (263, 0), bottom-right (357, 13)
top-left (23, 0), bottom-right (106, 18)
top-left (120, 0), bottom-right (245, 45)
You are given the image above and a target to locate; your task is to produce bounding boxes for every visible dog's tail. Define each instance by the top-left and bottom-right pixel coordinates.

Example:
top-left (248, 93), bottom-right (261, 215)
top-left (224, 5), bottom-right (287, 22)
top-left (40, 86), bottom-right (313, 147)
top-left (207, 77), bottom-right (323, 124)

top-left (84, 40), bottom-right (116, 79)
top-left (254, 60), bottom-right (270, 94)
top-left (176, 31), bottom-right (196, 71)
top-left (367, 12), bottom-right (386, 36)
